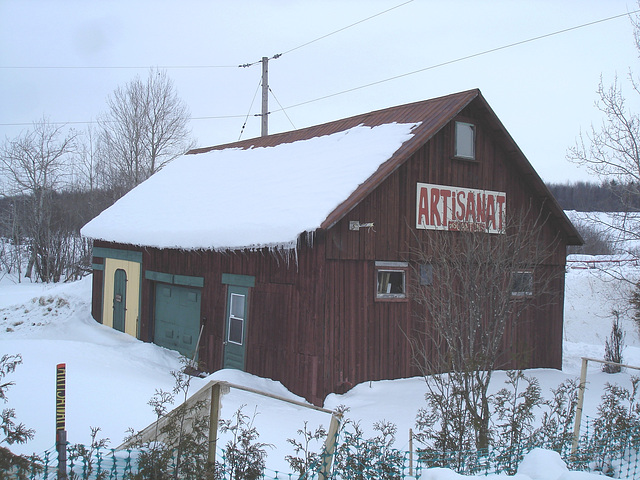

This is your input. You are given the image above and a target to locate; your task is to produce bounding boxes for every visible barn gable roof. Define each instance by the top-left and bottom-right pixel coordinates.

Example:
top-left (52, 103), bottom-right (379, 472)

top-left (81, 89), bottom-right (581, 250)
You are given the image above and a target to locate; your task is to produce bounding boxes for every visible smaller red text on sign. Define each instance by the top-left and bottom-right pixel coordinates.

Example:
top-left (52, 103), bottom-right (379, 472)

top-left (416, 183), bottom-right (506, 234)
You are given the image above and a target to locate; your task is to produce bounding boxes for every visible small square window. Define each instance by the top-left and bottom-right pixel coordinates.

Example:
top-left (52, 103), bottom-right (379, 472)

top-left (511, 271), bottom-right (533, 297)
top-left (376, 261), bottom-right (408, 300)
top-left (455, 121), bottom-right (475, 159)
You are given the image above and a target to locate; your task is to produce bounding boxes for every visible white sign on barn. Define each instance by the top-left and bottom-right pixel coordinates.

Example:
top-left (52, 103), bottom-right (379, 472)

top-left (416, 183), bottom-right (506, 234)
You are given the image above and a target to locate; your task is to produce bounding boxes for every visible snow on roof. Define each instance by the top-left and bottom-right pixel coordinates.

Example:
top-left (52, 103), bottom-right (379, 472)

top-left (81, 122), bottom-right (419, 250)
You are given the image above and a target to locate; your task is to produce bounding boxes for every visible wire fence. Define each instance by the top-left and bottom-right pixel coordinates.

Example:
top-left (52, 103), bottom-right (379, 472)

top-left (10, 417), bottom-right (640, 479)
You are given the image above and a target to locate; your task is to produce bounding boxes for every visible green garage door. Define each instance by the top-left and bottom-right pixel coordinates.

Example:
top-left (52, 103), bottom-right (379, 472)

top-left (154, 283), bottom-right (201, 359)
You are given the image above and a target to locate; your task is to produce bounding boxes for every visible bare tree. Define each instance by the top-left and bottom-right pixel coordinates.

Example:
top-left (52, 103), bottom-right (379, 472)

top-left (74, 124), bottom-right (101, 192)
top-left (567, 220), bottom-right (616, 255)
top-left (0, 118), bottom-right (77, 282)
top-left (97, 69), bottom-right (194, 195)
top-left (567, 7), bottom-right (640, 323)
top-left (567, 8), bottom-right (640, 248)
top-left (409, 210), bottom-right (560, 451)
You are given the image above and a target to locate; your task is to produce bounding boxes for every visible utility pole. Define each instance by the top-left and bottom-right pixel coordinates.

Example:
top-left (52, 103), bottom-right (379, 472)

top-left (261, 56), bottom-right (268, 137)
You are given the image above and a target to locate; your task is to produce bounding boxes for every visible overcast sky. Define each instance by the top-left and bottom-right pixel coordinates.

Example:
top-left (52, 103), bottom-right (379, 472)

top-left (1, 0), bottom-right (639, 183)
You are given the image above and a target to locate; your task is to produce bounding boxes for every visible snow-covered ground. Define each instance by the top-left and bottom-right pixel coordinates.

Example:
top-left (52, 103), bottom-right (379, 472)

top-left (3, 259), bottom-right (640, 479)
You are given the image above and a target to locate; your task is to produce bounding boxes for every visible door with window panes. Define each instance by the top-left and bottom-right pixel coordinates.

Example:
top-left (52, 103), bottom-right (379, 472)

top-left (223, 285), bottom-right (249, 370)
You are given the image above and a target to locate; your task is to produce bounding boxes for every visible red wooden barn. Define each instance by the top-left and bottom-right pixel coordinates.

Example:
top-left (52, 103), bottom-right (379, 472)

top-left (81, 89), bottom-right (581, 406)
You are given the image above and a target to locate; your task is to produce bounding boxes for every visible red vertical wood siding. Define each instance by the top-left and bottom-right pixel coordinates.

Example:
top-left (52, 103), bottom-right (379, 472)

top-left (319, 107), bottom-right (568, 397)
top-left (89, 105), bottom-right (571, 406)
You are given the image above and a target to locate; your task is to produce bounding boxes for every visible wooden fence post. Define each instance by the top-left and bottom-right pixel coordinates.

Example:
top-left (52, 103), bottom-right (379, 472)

top-left (571, 356), bottom-right (640, 456)
top-left (409, 428), bottom-right (414, 477)
top-left (571, 357), bottom-right (589, 456)
top-left (208, 382), bottom-right (223, 466)
top-left (319, 412), bottom-right (342, 480)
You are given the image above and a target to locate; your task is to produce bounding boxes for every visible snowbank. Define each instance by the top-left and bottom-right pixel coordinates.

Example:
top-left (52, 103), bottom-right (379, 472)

top-left (2, 258), bottom-right (639, 477)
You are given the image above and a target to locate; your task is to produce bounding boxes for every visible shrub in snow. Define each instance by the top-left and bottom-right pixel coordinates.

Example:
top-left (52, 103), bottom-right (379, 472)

top-left (331, 413), bottom-right (404, 480)
top-left (0, 353), bottom-right (40, 478)
top-left (414, 371), bottom-right (582, 474)
top-left (124, 389), bottom-right (176, 479)
top-left (125, 360), bottom-right (217, 480)
top-left (285, 420), bottom-right (327, 478)
top-left (125, 359), bottom-right (272, 480)
top-left (603, 310), bottom-right (626, 373)
top-left (414, 373), bottom-right (477, 468)
top-left (126, 396), bottom-right (215, 480)
top-left (410, 208), bottom-right (563, 455)
top-left (218, 405), bottom-right (271, 480)
top-left (67, 427), bottom-right (109, 480)
top-left (567, 220), bottom-right (616, 255)
top-left (533, 378), bottom-right (579, 453)
top-left (491, 370), bottom-right (542, 474)
top-left (580, 377), bottom-right (640, 475)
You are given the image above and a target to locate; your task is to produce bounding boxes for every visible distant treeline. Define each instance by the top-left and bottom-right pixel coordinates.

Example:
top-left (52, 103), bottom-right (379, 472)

top-left (0, 189), bottom-right (117, 238)
top-left (0, 182), bottom-right (635, 236)
top-left (546, 181), bottom-right (640, 212)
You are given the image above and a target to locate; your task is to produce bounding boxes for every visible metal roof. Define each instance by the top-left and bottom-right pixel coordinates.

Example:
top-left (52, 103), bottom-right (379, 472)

top-left (189, 89), bottom-right (582, 245)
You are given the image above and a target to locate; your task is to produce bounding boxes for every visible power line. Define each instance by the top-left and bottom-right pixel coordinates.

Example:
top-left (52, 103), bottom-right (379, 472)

top-left (279, 0), bottom-right (413, 57)
top-left (270, 9), bottom-right (640, 115)
top-left (0, 64), bottom-right (239, 70)
top-left (0, 113), bottom-right (248, 128)
top-left (238, 79), bottom-right (264, 141)
top-left (237, 0), bottom-right (413, 69)
top-left (0, 1), bottom-right (413, 71)
top-left (1, 8), bottom-right (637, 129)
top-left (267, 86), bottom-right (296, 131)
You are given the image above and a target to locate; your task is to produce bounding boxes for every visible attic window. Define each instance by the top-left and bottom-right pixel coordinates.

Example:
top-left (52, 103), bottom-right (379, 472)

top-left (376, 261), bottom-right (408, 301)
top-left (455, 121), bottom-right (475, 159)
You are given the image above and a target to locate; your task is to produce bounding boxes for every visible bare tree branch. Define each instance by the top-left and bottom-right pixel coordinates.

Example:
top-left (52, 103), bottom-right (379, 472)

top-left (0, 118), bottom-right (77, 282)
top-left (408, 208), bottom-right (561, 450)
top-left (97, 68), bottom-right (194, 195)
top-left (566, 7), bottom-right (640, 255)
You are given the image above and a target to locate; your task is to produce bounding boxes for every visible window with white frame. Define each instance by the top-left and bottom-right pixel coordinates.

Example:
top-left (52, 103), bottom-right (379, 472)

top-left (376, 261), bottom-right (408, 300)
top-left (455, 121), bottom-right (475, 159)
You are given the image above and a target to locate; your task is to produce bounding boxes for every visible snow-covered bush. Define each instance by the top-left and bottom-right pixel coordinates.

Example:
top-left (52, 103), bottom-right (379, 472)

top-left (0, 354), bottom-right (40, 479)
top-left (567, 220), bottom-right (616, 255)
top-left (534, 378), bottom-right (579, 452)
top-left (414, 373), bottom-right (477, 466)
top-left (67, 427), bottom-right (109, 480)
top-left (582, 377), bottom-right (640, 475)
top-left (603, 310), bottom-right (626, 373)
top-left (492, 371), bottom-right (542, 474)
top-left (285, 421), bottom-right (327, 478)
top-left (124, 362), bottom-right (217, 480)
top-left (414, 371), bottom-right (582, 474)
top-left (218, 405), bottom-right (271, 480)
top-left (332, 414), bottom-right (404, 480)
